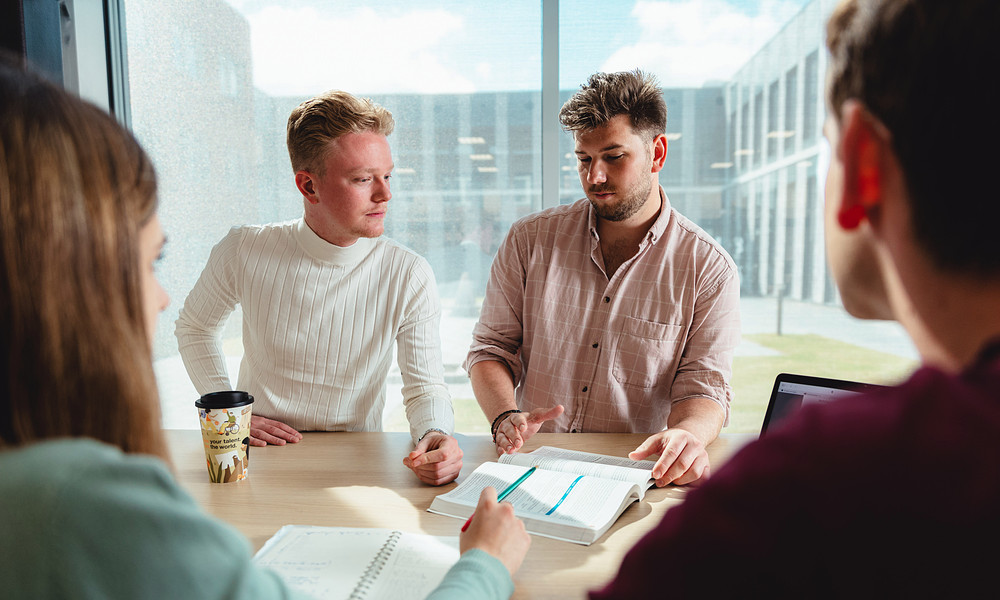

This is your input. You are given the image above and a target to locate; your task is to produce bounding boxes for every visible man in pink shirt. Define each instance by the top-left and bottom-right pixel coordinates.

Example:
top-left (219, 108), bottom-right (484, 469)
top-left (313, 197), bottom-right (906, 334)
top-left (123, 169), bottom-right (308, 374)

top-left (465, 70), bottom-right (741, 486)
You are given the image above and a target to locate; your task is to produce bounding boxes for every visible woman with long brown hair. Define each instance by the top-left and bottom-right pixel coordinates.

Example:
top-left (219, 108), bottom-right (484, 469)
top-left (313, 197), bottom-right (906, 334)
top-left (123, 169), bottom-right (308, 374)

top-left (0, 55), bottom-right (299, 597)
top-left (0, 57), bottom-right (528, 599)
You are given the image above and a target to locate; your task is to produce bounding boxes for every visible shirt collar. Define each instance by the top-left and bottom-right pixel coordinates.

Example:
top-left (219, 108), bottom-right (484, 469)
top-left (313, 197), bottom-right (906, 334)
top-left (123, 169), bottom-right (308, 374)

top-left (647, 187), bottom-right (671, 244)
top-left (294, 218), bottom-right (373, 265)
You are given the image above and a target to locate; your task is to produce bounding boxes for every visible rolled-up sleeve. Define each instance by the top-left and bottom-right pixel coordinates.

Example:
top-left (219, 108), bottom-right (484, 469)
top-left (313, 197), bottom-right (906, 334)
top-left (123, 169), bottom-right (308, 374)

top-left (463, 226), bottom-right (527, 385)
top-left (668, 258), bottom-right (741, 426)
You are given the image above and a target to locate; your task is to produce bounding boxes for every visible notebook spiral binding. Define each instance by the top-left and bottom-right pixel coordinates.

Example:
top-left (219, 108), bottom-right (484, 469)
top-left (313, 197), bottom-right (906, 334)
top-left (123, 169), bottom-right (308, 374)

top-left (348, 530), bottom-right (402, 599)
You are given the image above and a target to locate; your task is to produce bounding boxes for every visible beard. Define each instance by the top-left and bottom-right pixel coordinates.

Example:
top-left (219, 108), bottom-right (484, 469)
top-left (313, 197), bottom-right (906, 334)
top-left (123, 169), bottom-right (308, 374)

top-left (588, 175), bottom-right (653, 222)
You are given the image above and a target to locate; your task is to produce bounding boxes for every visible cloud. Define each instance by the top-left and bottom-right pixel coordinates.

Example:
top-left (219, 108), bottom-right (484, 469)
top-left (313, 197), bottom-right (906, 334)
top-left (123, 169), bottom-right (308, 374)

top-left (243, 1), bottom-right (806, 95)
top-left (602, 0), bottom-right (805, 87)
top-left (247, 6), bottom-right (475, 95)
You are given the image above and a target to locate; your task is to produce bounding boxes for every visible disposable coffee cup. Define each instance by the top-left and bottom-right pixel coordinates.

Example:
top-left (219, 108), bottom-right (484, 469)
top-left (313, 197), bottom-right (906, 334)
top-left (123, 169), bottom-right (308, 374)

top-left (196, 391), bottom-right (254, 483)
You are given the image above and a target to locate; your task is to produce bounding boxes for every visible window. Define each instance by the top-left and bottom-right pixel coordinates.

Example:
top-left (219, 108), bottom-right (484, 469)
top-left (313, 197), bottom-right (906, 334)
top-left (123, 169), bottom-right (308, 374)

top-left (767, 80), bottom-right (779, 161)
top-left (115, 0), bottom-right (916, 434)
top-left (784, 65), bottom-right (799, 154)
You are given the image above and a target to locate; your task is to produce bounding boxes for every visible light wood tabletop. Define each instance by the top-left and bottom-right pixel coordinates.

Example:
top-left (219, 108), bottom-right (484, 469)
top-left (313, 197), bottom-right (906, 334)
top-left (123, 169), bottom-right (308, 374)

top-left (166, 429), bottom-right (754, 599)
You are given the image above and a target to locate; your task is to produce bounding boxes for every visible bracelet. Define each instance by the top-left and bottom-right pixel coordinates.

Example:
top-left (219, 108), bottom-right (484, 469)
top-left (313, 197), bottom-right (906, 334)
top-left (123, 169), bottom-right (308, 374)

top-left (418, 428), bottom-right (448, 442)
top-left (491, 409), bottom-right (523, 442)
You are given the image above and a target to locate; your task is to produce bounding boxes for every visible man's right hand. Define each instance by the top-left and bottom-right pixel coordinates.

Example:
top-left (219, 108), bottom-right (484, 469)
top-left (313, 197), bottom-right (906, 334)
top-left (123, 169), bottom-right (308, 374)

top-left (493, 405), bottom-right (564, 455)
top-left (249, 415), bottom-right (303, 446)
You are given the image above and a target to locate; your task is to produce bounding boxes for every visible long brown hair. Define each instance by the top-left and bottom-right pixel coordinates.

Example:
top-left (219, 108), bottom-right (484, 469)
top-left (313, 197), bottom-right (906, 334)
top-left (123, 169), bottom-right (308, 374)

top-left (0, 57), bottom-right (167, 459)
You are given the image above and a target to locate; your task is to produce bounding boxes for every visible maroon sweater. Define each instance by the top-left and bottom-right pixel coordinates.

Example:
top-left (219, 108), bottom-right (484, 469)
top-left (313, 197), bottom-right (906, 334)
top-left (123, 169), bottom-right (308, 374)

top-left (592, 343), bottom-right (1000, 598)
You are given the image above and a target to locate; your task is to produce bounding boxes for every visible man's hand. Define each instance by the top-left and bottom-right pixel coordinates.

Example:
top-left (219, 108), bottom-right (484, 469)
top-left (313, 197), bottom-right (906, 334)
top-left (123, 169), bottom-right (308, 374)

top-left (249, 415), bottom-right (303, 447)
top-left (629, 428), bottom-right (711, 486)
top-left (403, 433), bottom-right (464, 486)
top-left (493, 405), bottom-right (564, 456)
top-left (460, 487), bottom-right (531, 576)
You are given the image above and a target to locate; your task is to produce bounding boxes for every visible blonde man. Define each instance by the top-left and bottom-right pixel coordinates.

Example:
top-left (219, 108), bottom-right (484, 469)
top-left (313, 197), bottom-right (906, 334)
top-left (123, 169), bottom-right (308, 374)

top-left (176, 91), bottom-right (463, 486)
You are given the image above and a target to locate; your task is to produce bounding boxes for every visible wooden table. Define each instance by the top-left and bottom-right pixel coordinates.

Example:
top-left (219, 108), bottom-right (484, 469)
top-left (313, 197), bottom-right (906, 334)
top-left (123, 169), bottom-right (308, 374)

top-left (167, 430), bottom-right (753, 599)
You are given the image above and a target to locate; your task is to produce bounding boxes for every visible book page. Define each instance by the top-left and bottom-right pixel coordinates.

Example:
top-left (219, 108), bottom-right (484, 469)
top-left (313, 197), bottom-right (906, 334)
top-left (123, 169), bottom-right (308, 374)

top-left (253, 526), bottom-right (459, 599)
top-left (429, 462), bottom-right (642, 545)
top-left (500, 446), bottom-right (655, 495)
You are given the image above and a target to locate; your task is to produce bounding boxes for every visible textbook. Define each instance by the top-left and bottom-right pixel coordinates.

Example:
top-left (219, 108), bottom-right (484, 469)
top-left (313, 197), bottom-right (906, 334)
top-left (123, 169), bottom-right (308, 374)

top-left (253, 525), bottom-right (459, 599)
top-left (428, 446), bottom-right (658, 545)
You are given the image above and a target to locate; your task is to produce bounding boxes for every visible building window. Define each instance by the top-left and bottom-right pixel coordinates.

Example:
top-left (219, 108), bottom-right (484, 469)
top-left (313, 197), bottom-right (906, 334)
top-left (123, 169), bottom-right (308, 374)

top-left (112, 0), bottom-right (916, 435)
top-left (785, 65), bottom-right (799, 155)
top-left (803, 49), bottom-right (820, 144)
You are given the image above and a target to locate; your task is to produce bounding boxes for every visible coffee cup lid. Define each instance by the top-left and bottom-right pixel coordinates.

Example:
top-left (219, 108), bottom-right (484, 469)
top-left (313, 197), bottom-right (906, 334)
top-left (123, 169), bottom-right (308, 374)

top-left (195, 391), bottom-right (254, 409)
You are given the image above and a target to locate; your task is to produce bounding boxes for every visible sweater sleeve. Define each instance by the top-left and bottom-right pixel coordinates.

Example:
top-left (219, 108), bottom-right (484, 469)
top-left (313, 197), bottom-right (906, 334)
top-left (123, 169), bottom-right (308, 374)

top-left (425, 549), bottom-right (514, 600)
top-left (175, 227), bottom-right (244, 395)
top-left (13, 442), bottom-right (310, 599)
top-left (396, 254), bottom-right (454, 442)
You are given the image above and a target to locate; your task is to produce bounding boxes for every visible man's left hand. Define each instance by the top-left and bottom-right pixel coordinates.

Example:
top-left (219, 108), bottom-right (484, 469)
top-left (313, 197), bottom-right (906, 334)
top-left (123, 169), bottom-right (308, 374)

top-left (629, 429), bottom-right (711, 487)
top-left (403, 433), bottom-right (464, 486)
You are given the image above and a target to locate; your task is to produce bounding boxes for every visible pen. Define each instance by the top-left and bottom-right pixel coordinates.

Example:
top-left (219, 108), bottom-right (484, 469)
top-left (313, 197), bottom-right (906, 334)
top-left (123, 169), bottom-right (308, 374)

top-left (461, 466), bottom-right (537, 532)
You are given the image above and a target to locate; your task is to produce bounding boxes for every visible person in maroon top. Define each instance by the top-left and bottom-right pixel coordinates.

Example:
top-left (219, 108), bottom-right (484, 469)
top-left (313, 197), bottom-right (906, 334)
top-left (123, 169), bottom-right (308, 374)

top-left (591, 0), bottom-right (1000, 596)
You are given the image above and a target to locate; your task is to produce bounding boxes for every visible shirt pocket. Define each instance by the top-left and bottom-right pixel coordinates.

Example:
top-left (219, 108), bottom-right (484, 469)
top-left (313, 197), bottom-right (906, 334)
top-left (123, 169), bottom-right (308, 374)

top-left (612, 317), bottom-right (684, 389)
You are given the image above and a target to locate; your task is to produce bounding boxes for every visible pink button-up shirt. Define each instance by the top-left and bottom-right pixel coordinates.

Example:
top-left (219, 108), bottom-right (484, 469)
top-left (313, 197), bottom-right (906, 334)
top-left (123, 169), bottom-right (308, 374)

top-left (464, 190), bottom-right (741, 433)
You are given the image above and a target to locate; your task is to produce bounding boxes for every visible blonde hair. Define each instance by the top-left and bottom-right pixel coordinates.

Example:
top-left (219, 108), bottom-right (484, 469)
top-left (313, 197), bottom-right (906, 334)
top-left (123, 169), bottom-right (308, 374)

top-left (286, 90), bottom-right (395, 174)
top-left (0, 57), bottom-right (166, 459)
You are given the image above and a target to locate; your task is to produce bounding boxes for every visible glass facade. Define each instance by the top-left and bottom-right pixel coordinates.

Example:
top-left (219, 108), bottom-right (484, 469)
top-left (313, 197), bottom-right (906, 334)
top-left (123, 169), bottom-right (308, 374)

top-left (119, 0), bottom-right (918, 432)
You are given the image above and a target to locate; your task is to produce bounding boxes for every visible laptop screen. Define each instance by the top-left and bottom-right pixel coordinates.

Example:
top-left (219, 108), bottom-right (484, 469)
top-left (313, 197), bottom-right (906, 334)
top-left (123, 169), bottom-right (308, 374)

top-left (760, 373), bottom-right (885, 435)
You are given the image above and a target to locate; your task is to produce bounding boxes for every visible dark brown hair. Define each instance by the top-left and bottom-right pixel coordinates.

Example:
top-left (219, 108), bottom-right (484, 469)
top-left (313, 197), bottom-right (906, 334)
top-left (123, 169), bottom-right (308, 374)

top-left (558, 69), bottom-right (667, 141)
top-left (826, 0), bottom-right (1000, 274)
top-left (0, 57), bottom-right (166, 458)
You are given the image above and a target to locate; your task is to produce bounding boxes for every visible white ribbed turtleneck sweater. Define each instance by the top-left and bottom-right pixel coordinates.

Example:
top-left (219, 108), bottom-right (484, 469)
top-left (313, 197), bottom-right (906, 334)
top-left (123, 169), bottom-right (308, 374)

top-left (175, 219), bottom-right (453, 442)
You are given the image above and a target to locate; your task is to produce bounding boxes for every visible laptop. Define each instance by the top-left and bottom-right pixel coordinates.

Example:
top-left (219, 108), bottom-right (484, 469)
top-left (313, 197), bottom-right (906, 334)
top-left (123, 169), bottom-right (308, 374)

top-left (760, 373), bottom-right (885, 435)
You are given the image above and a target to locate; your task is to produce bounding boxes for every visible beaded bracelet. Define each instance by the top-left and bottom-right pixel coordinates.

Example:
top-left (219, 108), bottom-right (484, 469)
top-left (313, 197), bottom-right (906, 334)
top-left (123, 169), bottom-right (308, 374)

top-left (491, 409), bottom-right (523, 442)
top-left (418, 427), bottom-right (448, 442)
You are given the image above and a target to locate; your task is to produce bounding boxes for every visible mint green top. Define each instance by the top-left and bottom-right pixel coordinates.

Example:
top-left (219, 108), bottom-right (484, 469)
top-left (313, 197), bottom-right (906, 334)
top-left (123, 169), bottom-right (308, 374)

top-left (428, 549), bottom-right (514, 600)
top-left (0, 438), bottom-right (512, 599)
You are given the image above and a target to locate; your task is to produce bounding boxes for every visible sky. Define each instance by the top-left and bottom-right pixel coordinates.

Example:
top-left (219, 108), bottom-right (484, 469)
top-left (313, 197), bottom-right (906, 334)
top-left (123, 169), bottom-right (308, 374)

top-left (223, 0), bottom-right (815, 95)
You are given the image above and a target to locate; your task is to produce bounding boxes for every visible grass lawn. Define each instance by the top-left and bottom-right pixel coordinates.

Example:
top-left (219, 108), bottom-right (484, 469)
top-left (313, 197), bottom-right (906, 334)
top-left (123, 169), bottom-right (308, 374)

top-left (728, 333), bottom-right (917, 433)
top-left (433, 333), bottom-right (918, 435)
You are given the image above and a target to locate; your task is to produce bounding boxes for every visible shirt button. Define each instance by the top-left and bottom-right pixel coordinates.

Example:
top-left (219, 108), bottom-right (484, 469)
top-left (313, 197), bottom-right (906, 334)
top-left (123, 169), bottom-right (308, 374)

top-left (603, 296), bottom-right (610, 303)
top-left (582, 386), bottom-right (589, 392)
top-left (592, 343), bottom-right (598, 348)
top-left (571, 429), bottom-right (579, 433)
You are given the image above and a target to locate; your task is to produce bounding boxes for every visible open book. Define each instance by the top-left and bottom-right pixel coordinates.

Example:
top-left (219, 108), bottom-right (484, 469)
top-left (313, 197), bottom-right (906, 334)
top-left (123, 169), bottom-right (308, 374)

top-left (428, 446), bottom-right (657, 545)
top-left (253, 526), bottom-right (459, 599)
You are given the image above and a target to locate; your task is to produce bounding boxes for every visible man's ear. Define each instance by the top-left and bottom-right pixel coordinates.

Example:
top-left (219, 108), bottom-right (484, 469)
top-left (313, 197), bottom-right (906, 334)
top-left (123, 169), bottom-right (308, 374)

top-left (650, 134), bottom-right (668, 174)
top-left (838, 100), bottom-right (890, 230)
top-left (295, 171), bottom-right (319, 204)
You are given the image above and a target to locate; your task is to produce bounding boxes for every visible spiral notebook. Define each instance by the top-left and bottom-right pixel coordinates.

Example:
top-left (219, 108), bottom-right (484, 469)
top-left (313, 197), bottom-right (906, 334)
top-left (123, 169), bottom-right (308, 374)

top-left (253, 525), bottom-right (460, 599)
